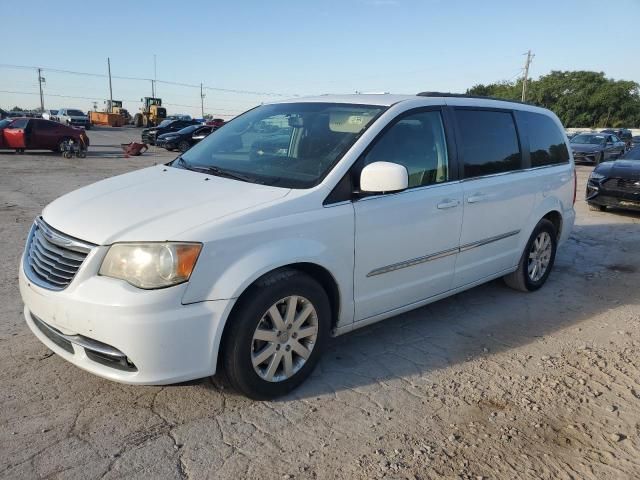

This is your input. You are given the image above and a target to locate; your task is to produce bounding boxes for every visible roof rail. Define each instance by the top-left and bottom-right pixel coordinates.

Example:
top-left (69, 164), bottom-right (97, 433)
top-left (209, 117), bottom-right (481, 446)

top-left (416, 92), bottom-right (533, 106)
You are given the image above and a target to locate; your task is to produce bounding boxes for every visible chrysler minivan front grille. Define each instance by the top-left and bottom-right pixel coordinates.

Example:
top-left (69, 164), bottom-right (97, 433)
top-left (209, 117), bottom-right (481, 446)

top-left (24, 217), bottom-right (94, 291)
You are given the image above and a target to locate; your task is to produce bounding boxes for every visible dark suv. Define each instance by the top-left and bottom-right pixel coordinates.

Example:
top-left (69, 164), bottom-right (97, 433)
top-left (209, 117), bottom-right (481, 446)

top-left (141, 119), bottom-right (200, 145)
top-left (601, 129), bottom-right (632, 150)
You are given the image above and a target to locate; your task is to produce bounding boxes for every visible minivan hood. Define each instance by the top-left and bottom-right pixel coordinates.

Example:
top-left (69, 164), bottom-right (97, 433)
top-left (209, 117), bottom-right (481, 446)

top-left (42, 165), bottom-right (290, 244)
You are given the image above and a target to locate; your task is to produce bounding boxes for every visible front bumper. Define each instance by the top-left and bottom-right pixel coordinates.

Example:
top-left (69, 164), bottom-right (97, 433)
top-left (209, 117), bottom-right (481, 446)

top-left (586, 179), bottom-right (640, 211)
top-left (155, 138), bottom-right (177, 149)
top-left (19, 259), bottom-right (233, 385)
top-left (141, 133), bottom-right (157, 145)
top-left (572, 151), bottom-right (599, 163)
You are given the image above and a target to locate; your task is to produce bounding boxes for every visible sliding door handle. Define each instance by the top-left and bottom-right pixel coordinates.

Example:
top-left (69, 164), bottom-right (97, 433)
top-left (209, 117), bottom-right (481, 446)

top-left (436, 199), bottom-right (460, 209)
top-left (467, 193), bottom-right (488, 204)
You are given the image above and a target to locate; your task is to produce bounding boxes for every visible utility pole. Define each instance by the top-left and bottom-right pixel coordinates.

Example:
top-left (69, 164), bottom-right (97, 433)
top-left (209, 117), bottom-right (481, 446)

top-left (200, 83), bottom-right (205, 118)
top-left (153, 54), bottom-right (157, 97)
top-left (37, 68), bottom-right (45, 111)
top-left (521, 50), bottom-right (534, 102)
top-left (107, 57), bottom-right (113, 111)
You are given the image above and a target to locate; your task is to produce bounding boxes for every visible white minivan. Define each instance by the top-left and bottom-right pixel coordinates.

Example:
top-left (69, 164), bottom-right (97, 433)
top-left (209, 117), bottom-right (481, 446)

top-left (19, 94), bottom-right (576, 399)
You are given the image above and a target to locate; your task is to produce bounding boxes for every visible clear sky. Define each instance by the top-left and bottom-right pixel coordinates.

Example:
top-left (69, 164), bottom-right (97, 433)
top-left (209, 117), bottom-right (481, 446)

top-left (2, 0), bottom-right (639, 118)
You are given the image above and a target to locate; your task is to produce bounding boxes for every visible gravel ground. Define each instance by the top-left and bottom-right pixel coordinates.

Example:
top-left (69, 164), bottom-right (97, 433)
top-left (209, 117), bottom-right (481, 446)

top-left (1, 128), bottom-right (639, 479)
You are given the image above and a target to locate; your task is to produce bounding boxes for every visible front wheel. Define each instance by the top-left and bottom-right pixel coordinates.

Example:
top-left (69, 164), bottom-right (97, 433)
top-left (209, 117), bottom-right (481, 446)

top-left (595, 152), bottom-right (603, 165)
top-left (178, 140), bottom-right (191, 153)
top-left (504, 219), bottom-right (558, 292)
top-left (221, 269), bottom-right (330, 400)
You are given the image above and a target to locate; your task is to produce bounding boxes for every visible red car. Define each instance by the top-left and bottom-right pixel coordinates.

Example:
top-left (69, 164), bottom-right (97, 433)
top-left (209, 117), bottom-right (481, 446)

top-left (0, 117), bottom-right (89, 153)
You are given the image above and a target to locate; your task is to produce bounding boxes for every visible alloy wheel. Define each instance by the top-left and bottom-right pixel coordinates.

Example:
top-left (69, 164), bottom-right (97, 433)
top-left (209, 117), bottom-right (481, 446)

top-left (251, 295), bottom-right (319, 382)
top-left (528, 231), bottom-right (552, 282)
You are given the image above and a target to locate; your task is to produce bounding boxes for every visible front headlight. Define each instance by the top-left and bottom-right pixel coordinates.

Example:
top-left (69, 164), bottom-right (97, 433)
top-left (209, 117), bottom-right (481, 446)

top-left (589, 171), bottom-right (606, 181)
top-left (99, 242), bottom-right (202, 289)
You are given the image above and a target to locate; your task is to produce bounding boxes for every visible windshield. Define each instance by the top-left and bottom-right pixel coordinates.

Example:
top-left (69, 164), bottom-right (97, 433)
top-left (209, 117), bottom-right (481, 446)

top-left (158, 120), bottom-right (173, 128)
top-left (177, 102), bottom-right (385, 188)
top-left (0, 119), bottom-right (11, 128)
top-left (571, 134), bottom-right (605, 145)
top-left (67, 109), bottom-right (85, 116)
top-left (177, 125), bottom-right (200, 135)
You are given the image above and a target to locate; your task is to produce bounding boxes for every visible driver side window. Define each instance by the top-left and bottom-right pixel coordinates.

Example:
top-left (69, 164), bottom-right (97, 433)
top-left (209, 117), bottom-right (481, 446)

top-left (362, 110), bottom-right (449, 188)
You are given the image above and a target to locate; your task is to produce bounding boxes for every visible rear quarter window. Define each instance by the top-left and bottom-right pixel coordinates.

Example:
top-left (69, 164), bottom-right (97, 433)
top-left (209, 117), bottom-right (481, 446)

top-left (517, 111), bottom-right (569, 167)
top-left (454, 109), bottom-right (522, 178)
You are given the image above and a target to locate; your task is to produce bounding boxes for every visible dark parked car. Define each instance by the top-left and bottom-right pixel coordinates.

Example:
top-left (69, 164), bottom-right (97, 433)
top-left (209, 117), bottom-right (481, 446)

top-left (601, 128), bottom-right (633, 150)
top-left (570, 132), bottom-right (626, 164)
top-left (0, 117), bottom-right (89, 153)
top-left (141, 119), bottom-right (200, 145)
top-left (156, 124), bottom-right (214, 152)
top-left (631, 136), bottom-right (640, 148)
top-left (586, 146), bottom-right (640, 211)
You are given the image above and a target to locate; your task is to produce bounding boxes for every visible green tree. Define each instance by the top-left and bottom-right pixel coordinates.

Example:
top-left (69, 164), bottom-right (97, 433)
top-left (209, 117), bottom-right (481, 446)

top-left (467, 71), bottom-right (640, 128)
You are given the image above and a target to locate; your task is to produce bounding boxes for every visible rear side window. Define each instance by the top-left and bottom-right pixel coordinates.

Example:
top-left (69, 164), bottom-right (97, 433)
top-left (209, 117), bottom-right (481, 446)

top-left (455, 109), bottom-right (521, 178)
top-left (518, 111), bottom-right (569, 167)
top-left (34, 120), bottom-right (54, 131)
top-left (8, 119), bottom-right (28, 129)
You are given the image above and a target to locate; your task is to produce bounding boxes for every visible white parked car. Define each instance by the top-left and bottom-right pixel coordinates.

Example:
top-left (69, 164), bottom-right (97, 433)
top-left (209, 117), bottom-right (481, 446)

top-left (57, 108), bottom-right (91, 129)
top-left (41, 109), bottom-right (58, 121)
top-left (19, 94), bottom-right (576, 399)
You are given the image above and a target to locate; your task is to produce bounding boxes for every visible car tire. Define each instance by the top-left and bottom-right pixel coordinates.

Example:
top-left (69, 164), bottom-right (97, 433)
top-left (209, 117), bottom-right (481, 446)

top-left (133, 114), bottom-right (142, 128)
top-left (588, 203), bottom-right (606, 212)
top-left (503, 219), bottom-right (558, 293)
top-left (178, 140), bottom-right (191, 153)
top-left (595, 152), bottom-right (603, 165)
top-left (220, 269), bottom-right (331, 400)
top-left (56, 137), bottom-right (72, 154)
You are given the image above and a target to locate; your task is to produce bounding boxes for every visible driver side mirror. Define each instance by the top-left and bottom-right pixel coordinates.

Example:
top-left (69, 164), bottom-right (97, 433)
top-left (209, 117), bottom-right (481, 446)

top-left (360, 161), bottom-right (408, 194)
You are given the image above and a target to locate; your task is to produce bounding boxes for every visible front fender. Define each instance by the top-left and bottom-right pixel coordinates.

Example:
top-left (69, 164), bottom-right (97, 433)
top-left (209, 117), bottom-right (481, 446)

top-left (181, 205), bottom-right (356, 328)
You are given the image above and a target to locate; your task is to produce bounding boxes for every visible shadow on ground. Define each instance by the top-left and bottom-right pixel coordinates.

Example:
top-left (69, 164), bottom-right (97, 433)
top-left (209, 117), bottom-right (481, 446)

top-left (172, 221), bottom-right (640, 400)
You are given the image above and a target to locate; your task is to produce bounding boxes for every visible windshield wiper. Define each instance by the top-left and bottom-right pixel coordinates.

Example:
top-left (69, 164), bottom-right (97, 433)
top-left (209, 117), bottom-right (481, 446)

top-left (172, 156), bottom-right (259, 183)
top-left (203, 166), bottom-right (258, 183)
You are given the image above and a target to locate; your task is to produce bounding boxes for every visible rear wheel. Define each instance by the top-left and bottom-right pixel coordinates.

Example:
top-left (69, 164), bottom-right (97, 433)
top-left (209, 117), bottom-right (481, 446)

top-left (178, 140), bottom-right (191, 153)
top-left (221, 269), bottom-right (330, 400)
top-left (504, 219), bottom-right (557, 292)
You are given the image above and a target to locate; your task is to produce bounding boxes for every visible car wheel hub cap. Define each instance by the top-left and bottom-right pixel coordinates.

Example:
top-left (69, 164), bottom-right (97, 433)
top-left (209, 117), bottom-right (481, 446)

top-left (528, 231), bottom-right (552, 282)
top-left (251, 295), bottom-right (318, 383)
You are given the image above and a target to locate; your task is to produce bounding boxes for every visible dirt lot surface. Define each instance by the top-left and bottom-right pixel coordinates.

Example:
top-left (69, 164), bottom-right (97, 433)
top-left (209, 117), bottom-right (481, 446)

top-left (1, 128), bottom-right (639, 479)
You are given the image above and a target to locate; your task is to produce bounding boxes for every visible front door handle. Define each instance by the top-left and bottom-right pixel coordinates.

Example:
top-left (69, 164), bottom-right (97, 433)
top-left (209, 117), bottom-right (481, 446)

top-left (437, 199), bottom-right (460, 209)
top-left (467, 193), bottom-right (488, 204)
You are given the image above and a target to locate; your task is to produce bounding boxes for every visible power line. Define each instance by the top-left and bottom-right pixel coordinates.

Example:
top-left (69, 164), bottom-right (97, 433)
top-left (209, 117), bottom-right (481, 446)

top-left (0, 89), bottom-right (242, 117)
top-left (0, 63), bottom-right (297, 97)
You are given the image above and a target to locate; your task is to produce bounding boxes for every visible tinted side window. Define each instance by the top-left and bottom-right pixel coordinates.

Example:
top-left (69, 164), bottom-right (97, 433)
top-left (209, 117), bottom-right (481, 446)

top-left (518, 111), bottom-right (569, 167)
top-left (34, 120), bottom-right (54, 131)
top-left (455, 109), bottom-right (521, 178)
top-left (362, 110), bottom-right (449, 188)
top-left (8, 119), bottom-right (28, 129)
